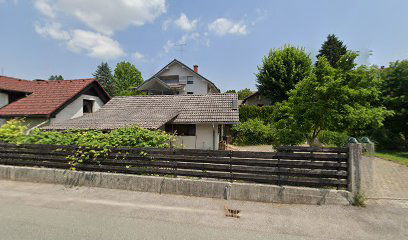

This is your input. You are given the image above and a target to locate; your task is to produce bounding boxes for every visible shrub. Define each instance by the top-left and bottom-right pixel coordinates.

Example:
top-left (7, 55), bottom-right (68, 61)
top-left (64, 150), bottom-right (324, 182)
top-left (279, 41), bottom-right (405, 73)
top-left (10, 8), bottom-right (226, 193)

top-left (318, 131), bottom-right (349, 147)
top-left (0, 119), bottom-right (27, 144)
top-left (239, 105), bottom-right (274, 123)
top-left (0, 119), bottom-right (174, 148)
top-left (232, 118), bottom-right (274, 145)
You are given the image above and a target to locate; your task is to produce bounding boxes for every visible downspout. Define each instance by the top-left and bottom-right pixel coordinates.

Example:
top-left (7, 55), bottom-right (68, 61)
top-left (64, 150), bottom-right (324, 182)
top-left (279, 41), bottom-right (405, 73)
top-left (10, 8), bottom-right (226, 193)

top-left (26, 119), bottom-right (50, 135)
top-left (212, 123), bottom-right (216, 150)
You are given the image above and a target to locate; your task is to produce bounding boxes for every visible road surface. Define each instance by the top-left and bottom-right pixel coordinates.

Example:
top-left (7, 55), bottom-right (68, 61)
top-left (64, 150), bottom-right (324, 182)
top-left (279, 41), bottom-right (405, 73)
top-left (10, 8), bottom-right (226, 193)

top-left (0, 180), bottom-right (407, 240)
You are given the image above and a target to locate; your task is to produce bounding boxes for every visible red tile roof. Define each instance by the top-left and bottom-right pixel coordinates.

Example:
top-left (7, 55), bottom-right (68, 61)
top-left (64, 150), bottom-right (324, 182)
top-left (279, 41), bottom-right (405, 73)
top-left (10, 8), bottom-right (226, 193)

top-left (0, 76), bottom-right (110, 117)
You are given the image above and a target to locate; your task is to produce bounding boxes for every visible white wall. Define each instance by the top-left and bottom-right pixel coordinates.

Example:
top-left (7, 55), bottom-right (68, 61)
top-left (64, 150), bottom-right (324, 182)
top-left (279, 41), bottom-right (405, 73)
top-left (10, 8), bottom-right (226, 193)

top-left (160, 63), bottom-right (209, 95)
top-left (0, 92), bottom-right (8, 108)
top-left (51, 94), bottom-right (104, 124)
top-left (175, 124), bottom-right (220, 150)
top-left (0, 94), bottom-right (104, 128)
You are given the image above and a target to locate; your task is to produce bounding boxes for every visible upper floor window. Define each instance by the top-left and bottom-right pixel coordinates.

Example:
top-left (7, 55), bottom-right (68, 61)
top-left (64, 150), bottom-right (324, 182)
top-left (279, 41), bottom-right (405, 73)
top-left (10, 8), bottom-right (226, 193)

top-left (8, 92), bottom-right (26, 104)
top-left (83, 99), bottom-right (94, 113)
top-left (187, 76), bottom-right (194, 84)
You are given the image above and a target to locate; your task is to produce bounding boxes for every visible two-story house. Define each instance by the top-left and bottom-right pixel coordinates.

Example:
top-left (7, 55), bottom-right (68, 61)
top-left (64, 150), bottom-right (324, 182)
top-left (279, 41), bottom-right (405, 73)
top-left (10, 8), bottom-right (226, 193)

top-left (136, 59), bottom-right (220, 95)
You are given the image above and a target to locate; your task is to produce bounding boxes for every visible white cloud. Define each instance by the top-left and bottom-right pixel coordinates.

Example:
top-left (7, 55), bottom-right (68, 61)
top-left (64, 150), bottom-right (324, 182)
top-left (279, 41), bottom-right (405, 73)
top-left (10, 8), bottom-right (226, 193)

top-left (34, 0), bottom-right (167, 35)
top-left (163, 40), bottom-right (175, 53)
top-left (132, 51), bottom-right (145, 61)
top-left (34, 0), bottom-right (55, 18)
top-left (35, 22), bottom-right (124, 60)
top-left (208, 18), bottom-right (248, 36)
top-left (67, 30), bottom-right (125, 59)
top-left (34, 22), bottom-right (69, 40)
top-left (174, 13), bottom-right (198, 31)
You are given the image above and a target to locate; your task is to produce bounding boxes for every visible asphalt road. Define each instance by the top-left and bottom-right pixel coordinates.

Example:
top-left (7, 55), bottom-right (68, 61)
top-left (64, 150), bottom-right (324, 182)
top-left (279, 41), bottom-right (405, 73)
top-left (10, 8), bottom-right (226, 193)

top-left (0, 180), bottom-right (407, 240)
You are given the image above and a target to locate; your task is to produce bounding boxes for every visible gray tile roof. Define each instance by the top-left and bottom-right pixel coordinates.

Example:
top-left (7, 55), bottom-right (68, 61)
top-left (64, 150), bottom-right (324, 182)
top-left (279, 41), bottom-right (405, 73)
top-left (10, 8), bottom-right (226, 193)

top-left (44, 94), bottom-right (239, 130)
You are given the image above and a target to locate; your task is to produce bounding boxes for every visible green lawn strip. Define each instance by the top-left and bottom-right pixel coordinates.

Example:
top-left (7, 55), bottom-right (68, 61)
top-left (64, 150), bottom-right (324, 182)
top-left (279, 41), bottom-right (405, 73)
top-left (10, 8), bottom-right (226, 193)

top-left (374, 151), bottom-right (408, 166)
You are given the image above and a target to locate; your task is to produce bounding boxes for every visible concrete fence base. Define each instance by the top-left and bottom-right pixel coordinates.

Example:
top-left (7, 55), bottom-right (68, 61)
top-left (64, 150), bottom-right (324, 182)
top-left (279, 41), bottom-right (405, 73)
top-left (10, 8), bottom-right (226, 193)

top-left (0, 164), bottom-right (351, 205)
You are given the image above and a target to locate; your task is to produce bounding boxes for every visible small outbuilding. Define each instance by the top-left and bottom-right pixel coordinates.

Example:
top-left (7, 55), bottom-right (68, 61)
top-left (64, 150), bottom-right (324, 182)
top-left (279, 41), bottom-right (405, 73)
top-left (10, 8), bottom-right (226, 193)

top-left (44, 94), bottom-right (240, 150)
top-left (242, 91), bottom-right (272, 106)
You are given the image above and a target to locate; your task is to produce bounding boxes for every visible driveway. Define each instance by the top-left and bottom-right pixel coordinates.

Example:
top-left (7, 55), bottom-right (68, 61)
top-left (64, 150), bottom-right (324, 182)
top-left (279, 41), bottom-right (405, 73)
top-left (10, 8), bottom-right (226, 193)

top-left (366, 157), bottom-right (408, 207)
top-left (0, 180), bottom-right (407, 240)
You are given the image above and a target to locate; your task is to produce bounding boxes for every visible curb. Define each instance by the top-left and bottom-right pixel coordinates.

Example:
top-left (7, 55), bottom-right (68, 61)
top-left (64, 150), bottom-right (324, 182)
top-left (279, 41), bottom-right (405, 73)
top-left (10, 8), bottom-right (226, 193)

top-left (0, 165), bottom-right (351, 205)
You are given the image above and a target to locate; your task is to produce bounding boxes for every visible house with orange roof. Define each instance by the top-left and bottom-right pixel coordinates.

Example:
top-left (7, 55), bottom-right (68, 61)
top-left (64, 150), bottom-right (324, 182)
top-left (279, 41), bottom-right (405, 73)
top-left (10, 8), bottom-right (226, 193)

top-left (0, 76), bottom-right (110, 129)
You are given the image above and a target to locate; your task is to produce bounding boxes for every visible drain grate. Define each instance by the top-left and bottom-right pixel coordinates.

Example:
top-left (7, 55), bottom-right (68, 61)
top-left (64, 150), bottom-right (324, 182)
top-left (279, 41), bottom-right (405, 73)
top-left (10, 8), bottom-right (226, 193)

top-left (224, 206), bottom-right (240, 218)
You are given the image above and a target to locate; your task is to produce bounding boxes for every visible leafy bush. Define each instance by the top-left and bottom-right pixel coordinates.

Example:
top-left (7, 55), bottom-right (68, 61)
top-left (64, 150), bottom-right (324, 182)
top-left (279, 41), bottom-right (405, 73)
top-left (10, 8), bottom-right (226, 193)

top-left (232, 118), bottom-right (274, 145)
top-left (239, 105), bottom-right (274, 123)
top-left (0, 119), bottom-right (174, 149)
top-left (318, 131), bottom-right (349, 147)
top-left (0, 119), bottom-right (27, 144)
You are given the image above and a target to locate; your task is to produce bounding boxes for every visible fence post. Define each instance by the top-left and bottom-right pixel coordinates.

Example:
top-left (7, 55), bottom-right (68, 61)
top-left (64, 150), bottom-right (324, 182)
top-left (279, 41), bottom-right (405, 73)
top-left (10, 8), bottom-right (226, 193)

top-left (347, 143), bottom-right (363, 195)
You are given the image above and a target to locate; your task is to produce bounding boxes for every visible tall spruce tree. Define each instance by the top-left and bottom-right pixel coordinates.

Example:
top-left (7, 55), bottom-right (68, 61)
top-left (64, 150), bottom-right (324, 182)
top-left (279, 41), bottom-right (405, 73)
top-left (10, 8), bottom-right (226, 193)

top-left (93, 62), bottom-right (114, 96)
top-left (316, 34), bottom-right (348, 68)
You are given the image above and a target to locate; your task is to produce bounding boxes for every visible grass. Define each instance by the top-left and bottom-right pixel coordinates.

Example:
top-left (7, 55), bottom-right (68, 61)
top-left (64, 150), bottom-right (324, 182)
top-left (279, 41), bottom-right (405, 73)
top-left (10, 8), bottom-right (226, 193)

top-left (374, 151), bottom-right (408, 166)
top-left (352, 193), bottom-right (367, 207)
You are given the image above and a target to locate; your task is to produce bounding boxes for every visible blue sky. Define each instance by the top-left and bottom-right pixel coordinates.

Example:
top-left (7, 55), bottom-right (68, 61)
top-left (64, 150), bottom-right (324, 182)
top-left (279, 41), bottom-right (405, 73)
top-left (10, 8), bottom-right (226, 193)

top-left (1, 0), bottom-right (408, 91)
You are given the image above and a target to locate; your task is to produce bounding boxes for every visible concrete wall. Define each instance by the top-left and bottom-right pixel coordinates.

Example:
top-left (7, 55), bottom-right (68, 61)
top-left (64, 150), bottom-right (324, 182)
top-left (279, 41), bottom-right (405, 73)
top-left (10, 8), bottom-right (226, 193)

top-left (174, 124), bottom-right (220, 150)
top-left (0, 92), bottom-right (8, 108)
top-left (160, 63), bottom-right (210, 95)
top-left (0, 165), bottom-right (351, 205)
top-left (50, 94), bottom-right (104, 124)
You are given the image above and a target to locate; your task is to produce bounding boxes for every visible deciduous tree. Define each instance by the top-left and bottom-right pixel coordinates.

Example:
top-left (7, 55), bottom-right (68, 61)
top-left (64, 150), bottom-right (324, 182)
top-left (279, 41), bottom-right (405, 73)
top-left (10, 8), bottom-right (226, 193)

top-left (273, 53), bottom-right (391, 146)
top-left (256, 45), bottom-right (312, 104)
top-left (113, 61), bottom-right (144, 96)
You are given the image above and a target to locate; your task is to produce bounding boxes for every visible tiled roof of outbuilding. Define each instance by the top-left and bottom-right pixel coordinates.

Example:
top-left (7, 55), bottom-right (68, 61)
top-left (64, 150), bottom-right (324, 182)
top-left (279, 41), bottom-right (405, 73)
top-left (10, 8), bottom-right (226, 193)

top-left (44, 94), bottom-right (239, 130)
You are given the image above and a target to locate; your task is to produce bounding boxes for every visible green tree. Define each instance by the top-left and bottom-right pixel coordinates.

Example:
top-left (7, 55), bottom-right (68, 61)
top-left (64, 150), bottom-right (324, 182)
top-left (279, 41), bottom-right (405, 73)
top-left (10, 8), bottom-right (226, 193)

top-left (316, 34), bottom-right (348, 68)
top-left (273, 53), bottom-right (391, 146)
top-left (113, 61), bottom-right (144, 96)
top-left (256, 45), bottom-right (312, 104)
top-left (225, 90), bottom-right (237, 93)
top-left (93, 62), bottom-right (115, 96)
top-left (48, 75), bottom-right (64, 80)
top-left (378, 61), bottom-right (408, 149)
top-left (237, 88), bottom-right (253, 100)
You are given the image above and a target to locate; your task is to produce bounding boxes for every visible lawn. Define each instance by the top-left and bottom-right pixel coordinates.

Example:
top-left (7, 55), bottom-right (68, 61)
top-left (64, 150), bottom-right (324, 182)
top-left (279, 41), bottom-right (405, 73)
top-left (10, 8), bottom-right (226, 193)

top-left (374, 151), bottom-right (408, 166)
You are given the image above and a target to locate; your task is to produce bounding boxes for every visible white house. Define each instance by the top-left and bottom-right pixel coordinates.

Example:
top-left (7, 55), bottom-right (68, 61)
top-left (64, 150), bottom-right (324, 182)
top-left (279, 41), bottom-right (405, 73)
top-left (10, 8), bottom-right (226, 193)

top-left (44, 94), bottom-right (240, 150)
top-left (136, 59), bottom-right (220, 95)
top-left (0, 76), bottom-right (110, 128)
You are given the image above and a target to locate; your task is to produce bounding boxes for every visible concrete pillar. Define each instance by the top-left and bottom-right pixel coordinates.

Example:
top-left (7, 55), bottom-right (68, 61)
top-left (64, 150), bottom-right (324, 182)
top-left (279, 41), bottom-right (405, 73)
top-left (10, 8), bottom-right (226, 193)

top-left (348, 143), bottom-right (373, 196)
top-left (348, 143), bottom-right (362, 194)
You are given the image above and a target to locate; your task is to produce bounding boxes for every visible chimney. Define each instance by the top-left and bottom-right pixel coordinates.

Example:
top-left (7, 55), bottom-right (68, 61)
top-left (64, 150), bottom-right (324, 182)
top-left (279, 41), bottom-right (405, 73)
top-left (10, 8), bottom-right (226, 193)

top-left (193, 65), bottom-right (198, 73)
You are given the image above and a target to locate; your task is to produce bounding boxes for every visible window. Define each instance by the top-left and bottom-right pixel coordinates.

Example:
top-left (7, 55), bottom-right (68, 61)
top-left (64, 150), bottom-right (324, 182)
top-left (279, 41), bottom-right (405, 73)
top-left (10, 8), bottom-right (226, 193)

top-left (83, 99), bottom-right (94, 113)
top-left (8, 92), bottom-right (26, 104)
top-left (187, 76), bottom-right (194, 84)
top-left (187, 92), bottom-right (194, 95)
top-left (165, 124), bottom-right (196, 136)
